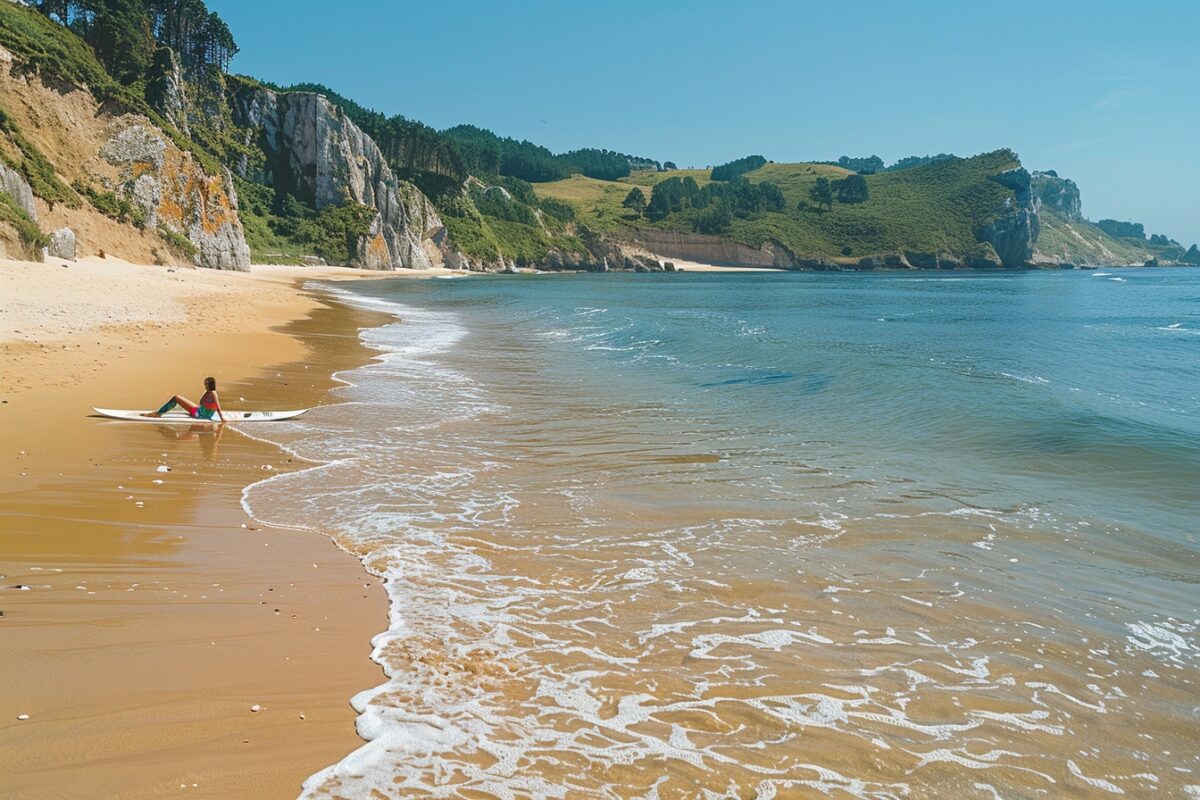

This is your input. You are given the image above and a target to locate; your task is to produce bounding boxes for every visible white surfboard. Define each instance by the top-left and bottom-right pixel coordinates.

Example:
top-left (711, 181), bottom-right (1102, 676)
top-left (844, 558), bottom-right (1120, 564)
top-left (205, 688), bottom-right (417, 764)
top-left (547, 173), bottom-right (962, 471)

top-left (92, 407), bottom-right (310, 423)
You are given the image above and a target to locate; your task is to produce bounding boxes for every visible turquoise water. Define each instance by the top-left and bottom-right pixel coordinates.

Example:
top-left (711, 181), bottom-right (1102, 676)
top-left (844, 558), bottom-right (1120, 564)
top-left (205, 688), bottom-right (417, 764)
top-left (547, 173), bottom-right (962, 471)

top-left (368, 268), bottom-right (1200, 537)
top-left (249, 268), bottom-right (1199, 798)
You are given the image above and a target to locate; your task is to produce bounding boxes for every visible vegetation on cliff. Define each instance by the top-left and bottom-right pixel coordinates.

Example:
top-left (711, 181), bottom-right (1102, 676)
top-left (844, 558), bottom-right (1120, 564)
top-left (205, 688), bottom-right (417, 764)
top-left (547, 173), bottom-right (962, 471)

top-left (1, 0), bottom-right (1193, 269)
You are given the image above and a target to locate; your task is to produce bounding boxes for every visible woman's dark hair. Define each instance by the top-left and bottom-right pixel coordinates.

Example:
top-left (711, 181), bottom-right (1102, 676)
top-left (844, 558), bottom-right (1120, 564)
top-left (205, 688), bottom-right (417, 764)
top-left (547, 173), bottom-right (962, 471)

top-left (204, 377), bottom-right (217, 391)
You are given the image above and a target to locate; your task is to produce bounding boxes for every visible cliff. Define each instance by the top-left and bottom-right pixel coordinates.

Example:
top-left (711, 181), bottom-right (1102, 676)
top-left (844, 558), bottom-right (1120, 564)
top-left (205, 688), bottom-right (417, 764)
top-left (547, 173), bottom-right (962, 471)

top-left (229, 86), bottom-right (450, 269)
top-left (0, 32), bottom-right (251, 269)
top-left (1031, 170), bottom-right (1082, 221)
top-left (976, 166), bottom-right (1039, 268)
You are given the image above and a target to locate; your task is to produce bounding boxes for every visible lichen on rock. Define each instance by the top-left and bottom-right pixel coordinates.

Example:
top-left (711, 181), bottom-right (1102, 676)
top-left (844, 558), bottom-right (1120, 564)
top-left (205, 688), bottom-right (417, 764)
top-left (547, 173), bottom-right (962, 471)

top-left (99, 122), bottom-right (249, 270)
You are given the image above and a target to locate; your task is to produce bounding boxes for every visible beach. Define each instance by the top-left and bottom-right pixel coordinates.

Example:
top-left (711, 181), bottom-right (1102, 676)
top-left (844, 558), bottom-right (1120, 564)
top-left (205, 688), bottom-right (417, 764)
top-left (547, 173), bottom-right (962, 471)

top-left (2, 261), bottom-right (1197, 798)
top-left (0, 256), bottom-right (453, 798)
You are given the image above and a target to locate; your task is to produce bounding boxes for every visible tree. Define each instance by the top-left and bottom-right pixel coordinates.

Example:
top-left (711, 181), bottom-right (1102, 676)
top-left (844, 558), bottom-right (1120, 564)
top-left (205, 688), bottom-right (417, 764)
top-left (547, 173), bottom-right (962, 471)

top-left (694, 201), bottom-right (732, 235)
top-left (622, 187), bottom-right (647, 214)
top-left (711, 155), bottom-right (767, 181)
top-left (833, 174), bottom-right (869, 204)
top-left (1183, 244), bottom-right (1200, 265)
top-left (645, 184), bottom-right (674, 221)
top-left (835, 155), bottom-right (884, 174)
top-left (758, 181), bottom-right (785, 212)
top-left (663, 161), bottom-right (677, 170)
top-left (87, 0), bottom-right (156, 84)
top-left (809, 177), bottom-right (833, 211)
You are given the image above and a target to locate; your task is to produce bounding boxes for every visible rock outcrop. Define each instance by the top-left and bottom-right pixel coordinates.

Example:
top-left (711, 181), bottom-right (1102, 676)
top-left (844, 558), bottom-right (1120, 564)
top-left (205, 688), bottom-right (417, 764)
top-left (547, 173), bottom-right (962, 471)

top-left (0, 163), bottom-right (38, 221)
top-left (231, 87), bottom-right (449, 269)
top-left (1031, 170), bottom-right (1081, 221)
top-left (99, 123), bottom-right (251, 270)
top-left (47, 227), bottom-right (75, 259)
top-left (145, 47), bottom-right (190, 136)
top-left (977, 167), bottom-right (1040, 268)
top-left (630, 229), bottom-right (799, 268)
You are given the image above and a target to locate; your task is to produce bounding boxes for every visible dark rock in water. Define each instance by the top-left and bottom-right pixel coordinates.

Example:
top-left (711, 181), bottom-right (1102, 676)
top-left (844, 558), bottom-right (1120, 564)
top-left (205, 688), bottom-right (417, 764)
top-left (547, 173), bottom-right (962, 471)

top-left (968, 248), bottom-right (1004, 269)
top-left (796, 258), bottom-right (840, 271)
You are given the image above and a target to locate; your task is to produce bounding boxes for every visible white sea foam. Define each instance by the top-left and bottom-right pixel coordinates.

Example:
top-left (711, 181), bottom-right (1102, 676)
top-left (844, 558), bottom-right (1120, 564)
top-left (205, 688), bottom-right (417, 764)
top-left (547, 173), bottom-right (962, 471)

top-left (229, 279), bottom-right (1200, 798)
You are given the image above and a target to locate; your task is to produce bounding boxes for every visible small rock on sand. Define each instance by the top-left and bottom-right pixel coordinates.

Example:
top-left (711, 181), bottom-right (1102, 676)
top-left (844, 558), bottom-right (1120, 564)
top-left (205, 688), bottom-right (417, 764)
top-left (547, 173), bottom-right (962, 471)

top-left (16, 714), bottom-right (29, 721)
top-left (250, 704), bottom-right (262, 713)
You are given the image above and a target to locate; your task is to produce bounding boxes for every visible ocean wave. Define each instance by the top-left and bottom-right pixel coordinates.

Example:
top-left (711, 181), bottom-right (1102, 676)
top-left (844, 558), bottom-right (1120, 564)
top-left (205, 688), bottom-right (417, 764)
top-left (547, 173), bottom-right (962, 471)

top-left (230, 277), bottom-right (1200, 798)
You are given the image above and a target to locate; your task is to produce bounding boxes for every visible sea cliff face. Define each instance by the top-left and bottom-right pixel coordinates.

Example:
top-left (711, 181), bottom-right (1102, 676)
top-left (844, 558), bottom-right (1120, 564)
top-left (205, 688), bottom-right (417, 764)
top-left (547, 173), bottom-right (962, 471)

top-left (976, 167), bottom-right (1040, 268)
top-left (1031, 170), bottom-right (1082, 221)
top-left (630, 230), bottom-right (800, 269)
top-left (231, 87), bottom-right (450, 270)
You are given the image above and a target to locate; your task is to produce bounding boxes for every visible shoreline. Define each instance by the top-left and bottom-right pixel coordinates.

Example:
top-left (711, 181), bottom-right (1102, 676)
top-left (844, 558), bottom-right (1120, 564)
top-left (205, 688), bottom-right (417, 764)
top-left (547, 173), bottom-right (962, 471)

top-left (0, 257), bottom-right (437, 797)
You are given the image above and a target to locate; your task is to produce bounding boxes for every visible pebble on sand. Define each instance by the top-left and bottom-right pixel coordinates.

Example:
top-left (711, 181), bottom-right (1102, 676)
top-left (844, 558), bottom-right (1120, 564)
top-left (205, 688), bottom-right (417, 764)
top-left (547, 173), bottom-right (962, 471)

top-left (156, 465), bottom-right (171, 473)
top-left (250, 704), bottom-right (262, 713)
top-left (16, 714), bottom-right (29, 720)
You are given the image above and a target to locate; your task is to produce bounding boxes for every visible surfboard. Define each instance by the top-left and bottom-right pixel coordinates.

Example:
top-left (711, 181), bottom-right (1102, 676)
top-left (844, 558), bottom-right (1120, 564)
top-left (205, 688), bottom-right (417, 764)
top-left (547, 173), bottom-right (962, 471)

top-left (92, 407), bottom-right (310, 423)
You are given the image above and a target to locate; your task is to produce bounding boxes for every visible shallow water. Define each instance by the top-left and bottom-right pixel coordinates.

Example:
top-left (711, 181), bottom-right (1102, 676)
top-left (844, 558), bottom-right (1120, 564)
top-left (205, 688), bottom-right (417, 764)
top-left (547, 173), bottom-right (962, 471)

top-left (245, 269), bottom-right (1199, 798)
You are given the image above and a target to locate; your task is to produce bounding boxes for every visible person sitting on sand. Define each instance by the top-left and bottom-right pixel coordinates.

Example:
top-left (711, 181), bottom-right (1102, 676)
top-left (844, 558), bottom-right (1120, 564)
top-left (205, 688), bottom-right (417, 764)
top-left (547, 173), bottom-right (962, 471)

top-left (142, 377), bottom-right (226, 423)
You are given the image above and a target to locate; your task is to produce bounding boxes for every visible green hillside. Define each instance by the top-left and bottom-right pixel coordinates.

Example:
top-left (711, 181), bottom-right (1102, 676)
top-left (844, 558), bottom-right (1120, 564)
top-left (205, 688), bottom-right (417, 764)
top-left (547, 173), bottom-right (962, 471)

top-left (535, 150), bottom-right (1025, 263)
top-left (1036, 212), bottom-right (1186, 266)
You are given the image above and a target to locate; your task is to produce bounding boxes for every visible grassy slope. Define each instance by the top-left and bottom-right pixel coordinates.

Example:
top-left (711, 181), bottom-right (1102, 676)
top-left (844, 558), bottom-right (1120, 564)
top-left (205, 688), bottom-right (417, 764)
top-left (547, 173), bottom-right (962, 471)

top-left (534, 151), bottom-right (1022, 260)
top-left (1035, 212), bottom-right (1188, 266)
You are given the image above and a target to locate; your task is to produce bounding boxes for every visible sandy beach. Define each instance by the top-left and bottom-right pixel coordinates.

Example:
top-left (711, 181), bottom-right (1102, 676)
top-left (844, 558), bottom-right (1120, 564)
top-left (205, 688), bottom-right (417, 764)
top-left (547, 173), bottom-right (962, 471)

top-left (0, 256), bottom-right (456, 798)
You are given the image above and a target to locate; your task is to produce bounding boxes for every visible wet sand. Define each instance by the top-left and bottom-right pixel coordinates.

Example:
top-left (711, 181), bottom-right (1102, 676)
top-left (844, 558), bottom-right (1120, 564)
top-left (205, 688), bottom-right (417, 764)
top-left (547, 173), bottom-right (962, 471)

top-left (0, 260), bottom-right (435, 797)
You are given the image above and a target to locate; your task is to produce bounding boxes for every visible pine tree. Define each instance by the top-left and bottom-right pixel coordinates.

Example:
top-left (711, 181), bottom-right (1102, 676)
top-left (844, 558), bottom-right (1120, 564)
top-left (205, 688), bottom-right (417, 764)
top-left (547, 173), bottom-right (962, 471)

top-left (622, 187), bottom-right (647, 214)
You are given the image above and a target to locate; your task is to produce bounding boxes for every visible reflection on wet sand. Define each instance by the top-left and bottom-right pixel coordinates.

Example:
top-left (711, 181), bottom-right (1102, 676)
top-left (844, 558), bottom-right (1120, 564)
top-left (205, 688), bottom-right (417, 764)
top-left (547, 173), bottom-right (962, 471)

top-left (153, 420), bottom-right (225, 459)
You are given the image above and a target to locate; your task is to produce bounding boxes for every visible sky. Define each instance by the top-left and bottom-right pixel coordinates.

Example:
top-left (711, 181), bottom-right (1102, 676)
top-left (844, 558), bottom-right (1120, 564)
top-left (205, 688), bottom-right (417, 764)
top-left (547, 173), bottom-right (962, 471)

top-left (208, 0), bottom-right (1200, 247)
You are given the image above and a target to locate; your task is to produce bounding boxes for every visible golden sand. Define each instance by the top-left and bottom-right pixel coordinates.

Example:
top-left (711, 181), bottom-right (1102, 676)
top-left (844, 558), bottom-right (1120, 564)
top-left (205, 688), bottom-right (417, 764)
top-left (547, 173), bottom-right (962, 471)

top-left (0, 257), bottom-right (446, 798)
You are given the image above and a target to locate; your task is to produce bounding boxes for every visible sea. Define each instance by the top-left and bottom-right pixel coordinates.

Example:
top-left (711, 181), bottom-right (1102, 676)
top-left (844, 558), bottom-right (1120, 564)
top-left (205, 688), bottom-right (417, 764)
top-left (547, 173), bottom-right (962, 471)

top-left (243, 268), bottom-right (1199, 799)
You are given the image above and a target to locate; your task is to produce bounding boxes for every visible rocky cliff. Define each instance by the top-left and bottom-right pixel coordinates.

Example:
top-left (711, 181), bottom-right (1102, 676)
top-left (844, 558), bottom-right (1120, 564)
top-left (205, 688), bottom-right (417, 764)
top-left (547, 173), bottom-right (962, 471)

top-left (1031, 170), bottom-right (1081, 221)
top-left (230, 86), bottom-right (449, 269)
top-left (0, 31), bottom-right (250, 269)
top-left (98, 123), bottom-right (250, 270)
top-left (630, 229), bottom-right (801, 268)
top-left (976, 167), bottom-right (1040, 268)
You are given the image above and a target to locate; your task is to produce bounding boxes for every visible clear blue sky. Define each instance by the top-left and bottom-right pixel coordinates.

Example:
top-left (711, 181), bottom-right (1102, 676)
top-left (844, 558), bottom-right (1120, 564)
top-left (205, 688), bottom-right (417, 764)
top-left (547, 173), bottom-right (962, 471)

top-left (209, 0), bottom-right (1199, 247)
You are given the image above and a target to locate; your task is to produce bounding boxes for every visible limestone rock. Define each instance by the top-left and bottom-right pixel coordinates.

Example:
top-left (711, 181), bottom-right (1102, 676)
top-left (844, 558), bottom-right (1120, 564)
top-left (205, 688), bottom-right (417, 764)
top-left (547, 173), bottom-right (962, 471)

top-left (977, 167), bottom-right (1039, 268)
top-left (0, 163), bottom-right (38, 221)
top-left (100, 124), bottom-right (250, 271)
top-left (231, 88), bottom-right (449, 269)
top-left (631, 229), bottom-right (800, 268)
top-left (47, 227), bottom-right (76, 260)
top-left (1031, 170), bottom-right (1081, 221)
top-left (145, 47), bottom-right (190, 136)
